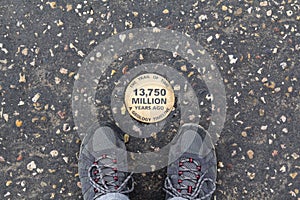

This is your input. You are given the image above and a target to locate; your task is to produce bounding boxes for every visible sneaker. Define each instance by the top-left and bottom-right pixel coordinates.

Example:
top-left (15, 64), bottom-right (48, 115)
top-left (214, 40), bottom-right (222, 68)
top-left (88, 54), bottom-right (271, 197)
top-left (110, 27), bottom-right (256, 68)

top-left (78, 122), bottom-right (134, 200)
top-left (164, 123), bottom-right (217, 200)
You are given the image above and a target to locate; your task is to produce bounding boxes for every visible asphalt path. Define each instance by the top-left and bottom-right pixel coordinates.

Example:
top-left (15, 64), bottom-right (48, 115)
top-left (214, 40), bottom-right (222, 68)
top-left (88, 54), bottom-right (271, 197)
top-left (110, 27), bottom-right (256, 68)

top-left (0, 0), bottom-right (299, 199)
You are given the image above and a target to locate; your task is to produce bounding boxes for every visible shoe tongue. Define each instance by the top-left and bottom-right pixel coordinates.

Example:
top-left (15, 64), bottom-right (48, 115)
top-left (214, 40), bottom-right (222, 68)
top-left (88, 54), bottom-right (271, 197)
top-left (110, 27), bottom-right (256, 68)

top-left (171, 159), bottom-right (198, 195)
top-left (100, 157), bottom-right (125, 191)
top-left (92, 127), bottom-right (116, 152)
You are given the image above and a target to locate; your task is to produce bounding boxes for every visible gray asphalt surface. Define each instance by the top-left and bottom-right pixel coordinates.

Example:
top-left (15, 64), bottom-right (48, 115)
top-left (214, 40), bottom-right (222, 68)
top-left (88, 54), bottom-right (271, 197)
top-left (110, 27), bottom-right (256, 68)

top-left (0, 0), bottom-right (299, 199)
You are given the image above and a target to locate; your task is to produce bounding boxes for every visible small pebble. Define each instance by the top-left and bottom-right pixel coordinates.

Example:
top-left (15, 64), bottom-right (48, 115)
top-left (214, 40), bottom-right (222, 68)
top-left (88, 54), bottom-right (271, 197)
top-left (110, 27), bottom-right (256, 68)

top-left (264, 81), bottom-right (276, 89)
top-left (260, 1), bottom-right (268, 6)
top-left (55, 77), bottom-right (61, 84)
top-left (235, 8), bottom-right (243, 16)
top-left (198, 15), bottom-right (208, 22)
top-left (150, 21), bottom-right (156, 27)
top-left (19, 73), bottom-right (26, 83)
top-left (56, 20), bottom-right (64, 27)
top-left (261, 125), bottom-right (268, 130)
top-left (121, 104), bottom-right (126, 115)
top-left (87, 17), bottom-right (94, 24)
top-left (0, 156), bottom-right (5, 162)
top-left (3, 114), bottom-right (9, 122)
top-left (228, 55), bottom-right (238, 64)
top-left (16, 154), bottom-right (23, 161)
top-left (286, 10), bottom-right (293, 16)
top-left (150, 132), bottom-right (157, 140)
top-left (47, 2), bottom-right (57, 9)
top-left (66, 4), bottom-right (72, 11)
top-left (139, 54), bottom-right (144, 60)
top-left (274, 87), bottom-right (281, 92)
top-left (291, 153), bottom-right (299, 160)
top-left (188, 115), bottom-right (195, 121)
top-left (15, 120), bottom-right (23, 127)
top-left (162, 9), bottom-right (169, 14)
top-left (4, 192), bottom-right (10, 197)
top-left (194, 24), bottom-right (201, 29)
top-left (272, 150), bottom-right (278, 157)
top-left (241, 131), bottom-right (247, 137)
top-left (21, 48), bottom-right (28, 56)
top-left (27, 161), bottom-right (37, 171)
top-left (59, 68), bottom-right (68, 74)
top-left (119, 34), bottom-right (126, 43)
top-left (132, 12), bottom-right (139, 17)
top-left (40, 181), bottom-right (48, 187)
top-left (173, 85), bottom-right (180, 91)
top-left (247, 150), bottom-right (254, 159)
top-left (280, 115), bottom-right (287, 123)
top-left (6, 180), bottom-right (12, 186)
top-left (32, 93), bottom-right (41, 103)
top-left (150, 165), bottom-right (156, 171)
top-left (282, 128), bottom-right (288, 133)
top-left (289, 172), bottom-right (298, 179)
top-left (260, 97), bottom-right (266, 104)
top-left (111, 70), bottom-right (116, 76)
top-left (180, 65), bottom-right (187, 72)
top-left (21, 180), bottom-right (26, 187)
top-left (221, 5), bottom-right (228, 11)
top-left (125, 20), bottom-right (133, 28)
top-left (261, 77), bottom-right (268, 83)
top-left (280, 62), bottom-right (287, 70)
top-left (188, 72), bottom-right (194, 77)
top-left (50, 150), bottom-right (59, 157)
top-left (63, 123), bottom-right (71, 132)
top-left (207, 35), bottom-right (213, 42)
top-left (218, 162), bottom-right (224, 168)
top-left (63, 157), bottom-right (69, 163)
top-left (259, 109), bottom-right (265, 116)
top-left (124, 134), bottom-right (130, 143)
top-left (247, 172), bottom-right (255, 180)
top-left (279, 165), bottom-right (286, 173)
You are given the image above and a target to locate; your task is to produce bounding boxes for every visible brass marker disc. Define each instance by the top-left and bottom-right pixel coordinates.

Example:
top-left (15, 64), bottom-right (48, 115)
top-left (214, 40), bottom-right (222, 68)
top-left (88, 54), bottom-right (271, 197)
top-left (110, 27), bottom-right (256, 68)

top-left (124, 73), bottom-right (175, 123)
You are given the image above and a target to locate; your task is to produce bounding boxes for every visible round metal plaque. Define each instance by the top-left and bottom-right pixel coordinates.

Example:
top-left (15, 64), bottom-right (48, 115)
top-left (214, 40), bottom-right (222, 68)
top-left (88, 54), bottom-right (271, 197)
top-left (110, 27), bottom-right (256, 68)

top-left (124, 73), bottom-right (175, 123)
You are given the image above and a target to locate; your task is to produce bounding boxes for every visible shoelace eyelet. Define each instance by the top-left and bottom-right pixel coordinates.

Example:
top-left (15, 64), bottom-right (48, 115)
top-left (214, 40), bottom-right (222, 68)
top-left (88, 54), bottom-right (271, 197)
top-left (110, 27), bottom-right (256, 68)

top-left (188, 186), bottom-right (192, 193)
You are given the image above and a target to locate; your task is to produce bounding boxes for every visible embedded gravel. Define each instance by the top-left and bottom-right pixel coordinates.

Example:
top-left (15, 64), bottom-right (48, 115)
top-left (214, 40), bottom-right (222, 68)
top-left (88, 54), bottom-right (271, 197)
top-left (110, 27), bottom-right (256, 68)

top-left (0, 0), bottom-right (299, 200)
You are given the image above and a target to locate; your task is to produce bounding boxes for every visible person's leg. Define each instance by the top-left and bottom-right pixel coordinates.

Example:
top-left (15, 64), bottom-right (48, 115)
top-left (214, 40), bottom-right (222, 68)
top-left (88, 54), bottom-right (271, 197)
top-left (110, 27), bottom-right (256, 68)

top-left (95, 193), bottom-right (130, 200)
